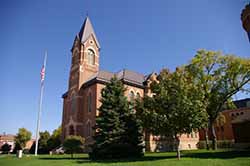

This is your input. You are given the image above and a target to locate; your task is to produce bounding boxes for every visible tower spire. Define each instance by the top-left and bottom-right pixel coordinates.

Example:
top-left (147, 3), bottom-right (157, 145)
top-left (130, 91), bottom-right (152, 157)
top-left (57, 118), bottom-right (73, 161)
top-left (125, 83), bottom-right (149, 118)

top-left (78, 17), bottom-right (100, 48)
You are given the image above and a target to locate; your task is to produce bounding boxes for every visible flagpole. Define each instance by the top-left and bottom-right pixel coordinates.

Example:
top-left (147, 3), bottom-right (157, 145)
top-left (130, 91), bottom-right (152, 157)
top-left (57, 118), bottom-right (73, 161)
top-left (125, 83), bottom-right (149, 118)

top-left (35, 51), bottom-right (47, 156)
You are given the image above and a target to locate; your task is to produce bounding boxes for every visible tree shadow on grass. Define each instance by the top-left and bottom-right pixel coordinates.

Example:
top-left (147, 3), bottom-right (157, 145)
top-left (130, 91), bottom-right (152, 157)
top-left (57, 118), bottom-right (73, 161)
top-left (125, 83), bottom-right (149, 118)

top-left (183, 150), bottom-right (250, 159)
top-left (39, 156), bottom-right (89, 160)
top-left (39, 150), bottom-right (250, 164)
top-left (39, 154), bottom-right (176, 164)
top-left (75, 155), bottom-right (176, 164)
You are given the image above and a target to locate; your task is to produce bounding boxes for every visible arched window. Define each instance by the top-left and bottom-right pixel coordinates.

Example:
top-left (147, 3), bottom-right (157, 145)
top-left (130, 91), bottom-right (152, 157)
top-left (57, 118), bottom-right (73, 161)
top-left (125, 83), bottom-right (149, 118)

top-left (87, 93), bottom-right (92, 112)
top-left (86, 121), bottom-right (91, 136)
top-left (87, 49), bottom-right (95, 65)
top-left (136, 92), bottom-right (140, 98)
top-left (69, 125), bottom-right (75, 135)
top-left (129, 91), bottom-right (135, 101)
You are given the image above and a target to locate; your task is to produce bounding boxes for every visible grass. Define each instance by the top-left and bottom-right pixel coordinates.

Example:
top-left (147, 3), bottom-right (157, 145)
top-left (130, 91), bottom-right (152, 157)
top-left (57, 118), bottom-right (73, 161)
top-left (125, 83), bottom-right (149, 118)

top-left (0, 149), bottom-right (250, 166)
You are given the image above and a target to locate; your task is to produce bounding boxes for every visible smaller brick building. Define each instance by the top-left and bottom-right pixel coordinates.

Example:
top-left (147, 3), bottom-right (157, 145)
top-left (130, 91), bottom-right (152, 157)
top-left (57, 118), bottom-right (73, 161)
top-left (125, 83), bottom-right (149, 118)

top-left (199, 98), bottom-right (250, 146)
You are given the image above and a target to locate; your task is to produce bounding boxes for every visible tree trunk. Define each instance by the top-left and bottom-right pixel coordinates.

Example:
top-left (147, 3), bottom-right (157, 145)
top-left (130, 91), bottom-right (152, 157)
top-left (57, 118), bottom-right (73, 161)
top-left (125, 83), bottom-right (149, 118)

top-left (210, 121), bottom-right (217, 150)
top-left (205, 128), bottom-right (210, 150)
top-left (175, 135), bottom-right (181, 160)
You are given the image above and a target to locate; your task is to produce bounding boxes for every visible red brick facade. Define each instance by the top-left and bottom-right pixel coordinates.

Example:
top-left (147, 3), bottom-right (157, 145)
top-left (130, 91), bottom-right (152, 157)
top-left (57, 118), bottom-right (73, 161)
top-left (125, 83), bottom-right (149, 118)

top-left (199, 105), bottom-right (250, 144)
top-left (61, 16), bottom-right (200, 151)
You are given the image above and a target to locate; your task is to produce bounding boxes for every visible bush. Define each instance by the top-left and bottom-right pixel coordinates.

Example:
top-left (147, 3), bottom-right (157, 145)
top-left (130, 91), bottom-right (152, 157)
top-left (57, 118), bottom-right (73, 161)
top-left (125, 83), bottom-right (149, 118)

top-left (1, 143), bottom-right (11, 154)
top-left (23, 149), bottom-right (30, 154)
top-left (90, 143), bottom-right (144, 160)
top-left (217, 140), bottom-right (234, 148)
top-left (12, 143), bottom-right (22, 154)
top-left (63, 136), bottom-right (85, 158)
top-left (197, 140), bottom-right (234, 149)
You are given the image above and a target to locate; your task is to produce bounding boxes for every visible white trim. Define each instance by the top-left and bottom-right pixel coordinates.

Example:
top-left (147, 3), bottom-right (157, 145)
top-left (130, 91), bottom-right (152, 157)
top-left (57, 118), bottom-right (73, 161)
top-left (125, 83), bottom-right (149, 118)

top-left (80, 65), bottom-right (84, 72)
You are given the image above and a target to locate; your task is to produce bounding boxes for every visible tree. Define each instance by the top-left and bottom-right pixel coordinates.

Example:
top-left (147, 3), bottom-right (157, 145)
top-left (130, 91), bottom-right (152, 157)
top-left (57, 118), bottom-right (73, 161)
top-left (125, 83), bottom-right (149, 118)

top-left (15, 128), bottom-right (32, 150)
top-left (1, 143), bottom-right (11, 154)
top-left (63, 135), bottom-right (84, 158)
top-left (135, 96), bottom-right (157, 151)
top-left (47, 126), bottom-right (62, 151)
top-left (89, 77), bottom-right (144, 159)
top-left (139, 68), bottom-right (207, 159)
top-left (122, 101), bottom-right (144, 158)
top-left (185, 50), bottom-right (250, 150)
top-left (38, 131), bottom-right (50, 154)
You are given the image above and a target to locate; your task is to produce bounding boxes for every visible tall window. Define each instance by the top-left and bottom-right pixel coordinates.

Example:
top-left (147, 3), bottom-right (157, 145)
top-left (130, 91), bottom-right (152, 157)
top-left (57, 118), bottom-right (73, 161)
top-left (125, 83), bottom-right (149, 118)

top-left (86, 121), bottom-right (91, 137)
top-left (129, 91), bottom-right (135, 101)
top-left (69, 125), bottom-right (75, 135)
top-left (71, 94), bottom-right (76, 112)
top-left (87, 49), bottom-right (95, 65)
top-left (136, 92), bottom-right (140, 98)
top-left (87, 93), bottom-right (92, 112)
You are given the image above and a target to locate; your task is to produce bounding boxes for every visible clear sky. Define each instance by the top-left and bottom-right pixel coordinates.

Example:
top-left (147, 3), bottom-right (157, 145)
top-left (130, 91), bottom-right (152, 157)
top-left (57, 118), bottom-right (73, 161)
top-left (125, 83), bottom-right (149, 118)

top-left (0, 0), bottom-right (249, 137)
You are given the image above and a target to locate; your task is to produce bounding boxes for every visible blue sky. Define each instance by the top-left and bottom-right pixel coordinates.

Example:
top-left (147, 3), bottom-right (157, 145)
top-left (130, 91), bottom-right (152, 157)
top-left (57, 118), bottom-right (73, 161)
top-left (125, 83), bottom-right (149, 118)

top-left (0, 0), bottom-right (249, 137)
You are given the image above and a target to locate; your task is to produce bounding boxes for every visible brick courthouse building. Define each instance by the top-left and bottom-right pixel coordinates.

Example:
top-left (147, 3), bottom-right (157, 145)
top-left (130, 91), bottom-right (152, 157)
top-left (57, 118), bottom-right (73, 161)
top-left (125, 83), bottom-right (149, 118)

top-left (61, 16), bottom-right (199, 152)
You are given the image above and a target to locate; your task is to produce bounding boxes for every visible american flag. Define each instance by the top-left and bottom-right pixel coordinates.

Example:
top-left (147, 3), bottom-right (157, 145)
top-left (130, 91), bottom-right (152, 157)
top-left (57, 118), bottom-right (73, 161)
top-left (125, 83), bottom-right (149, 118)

top-left (40, 65), bottom-right (45, 82)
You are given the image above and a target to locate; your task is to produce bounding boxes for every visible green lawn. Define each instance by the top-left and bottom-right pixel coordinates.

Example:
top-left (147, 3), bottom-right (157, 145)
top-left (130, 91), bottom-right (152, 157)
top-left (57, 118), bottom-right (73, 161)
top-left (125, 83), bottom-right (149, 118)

top-left (1, 149), bottom-right (250, 166)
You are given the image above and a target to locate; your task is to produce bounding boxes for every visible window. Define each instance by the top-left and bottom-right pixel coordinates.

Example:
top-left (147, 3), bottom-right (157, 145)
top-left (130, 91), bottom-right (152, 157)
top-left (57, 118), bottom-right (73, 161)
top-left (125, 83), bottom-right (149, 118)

top-left (87, 93), bottom-right (92, 112)
top-left (136, 92), bottom-right (140, 98)
top-left (86, 121), bottom-right (91, 136)
top-left (71, 94), bottom-right (77, 112)
top-left (221, 126), bottom-right (224, 132)
top-left (129, 91), bottom-right (135, 101)
top-left (87, 49), bottom-right (95, 65)
top-left (69, 125), bottom-right (75, 135)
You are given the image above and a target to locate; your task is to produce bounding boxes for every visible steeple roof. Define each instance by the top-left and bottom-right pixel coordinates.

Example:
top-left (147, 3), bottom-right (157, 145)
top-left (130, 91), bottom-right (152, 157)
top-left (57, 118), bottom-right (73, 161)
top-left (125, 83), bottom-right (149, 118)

top-left (78, 16), bottom-right (100, 48)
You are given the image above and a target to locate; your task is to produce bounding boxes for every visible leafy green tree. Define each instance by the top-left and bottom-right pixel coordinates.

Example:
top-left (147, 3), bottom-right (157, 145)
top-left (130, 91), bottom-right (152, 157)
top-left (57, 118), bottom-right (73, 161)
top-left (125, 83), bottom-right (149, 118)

top-left (12, 142), bottom-right (22, 154)
top-left (135, 96), bottom-right (157, 151)
top-left (15, 128), bottom-right (32, 150)
top-left (38, 131), bottom-right (50, 154)
top-left (123, 103), bottom-right (144, 157)
top-left (29, 142), bottom-right (35, 154)
top-left (185, 50), bottom-right (250, 150)
top-left (140, 68), bottom-right (207, 159)
top-left (89, 77), bottom-right (144, 159)
top-left (47, 126), bottom-right (62, 151)
top-left (1, 143), bottom-right (11, 154)
top-left (63, 135), bottom-right (84, 158)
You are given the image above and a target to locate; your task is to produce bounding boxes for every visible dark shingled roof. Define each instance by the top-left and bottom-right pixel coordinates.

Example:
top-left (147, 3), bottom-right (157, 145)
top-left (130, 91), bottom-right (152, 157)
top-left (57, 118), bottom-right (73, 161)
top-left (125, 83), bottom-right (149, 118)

top-left (234, 98), bottom-right (250, 108)
top-left (83, 69), bottom-right (146, 88)
top-left (116, 69), bottom-right (145, 86)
